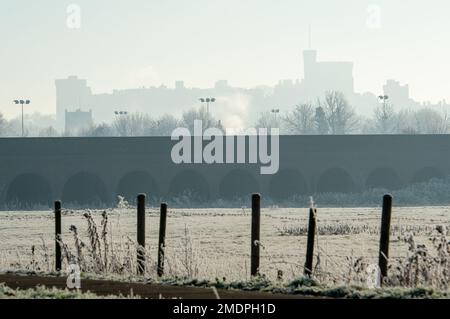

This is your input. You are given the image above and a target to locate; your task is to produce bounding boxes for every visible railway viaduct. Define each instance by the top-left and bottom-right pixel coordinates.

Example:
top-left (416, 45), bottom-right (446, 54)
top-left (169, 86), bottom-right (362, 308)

top-left (0, 135), bottom-right (448, 208)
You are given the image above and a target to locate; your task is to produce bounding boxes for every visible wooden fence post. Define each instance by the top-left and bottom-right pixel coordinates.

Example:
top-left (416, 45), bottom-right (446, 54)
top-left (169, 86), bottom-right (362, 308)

top-left (157, 203), bottom-right (168, 277)
top-left (379, 194), bottom-right (393, 281)
top-left (137, 194), bottom-right (146, 275)
top-left (251, 193), bottom-right (261, 277)
top-left (304, 207), bottom-right (317, 276)
top-left (54, 201), bottom-right (62, 272)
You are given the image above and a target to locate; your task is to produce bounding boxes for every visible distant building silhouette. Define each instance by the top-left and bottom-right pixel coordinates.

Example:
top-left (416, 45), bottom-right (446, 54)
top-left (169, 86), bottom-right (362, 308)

top-left (56, 76), bottom-right (92, 131)
top-left (383, 79), bottom-right (419, 108)
top-left (65, 109), bottom-right (93, 134)
top-left (55, 50), bottom-right (442, 130)
top-left (301, 50), bottom-right (354, 100)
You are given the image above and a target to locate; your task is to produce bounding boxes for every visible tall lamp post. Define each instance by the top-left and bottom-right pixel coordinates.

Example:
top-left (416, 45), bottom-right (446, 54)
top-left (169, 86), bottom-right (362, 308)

top-left (13, 99), bottom-right (31, 137)
top-left (378, 95), bottom-right (389, 133)
top-left (199, 97), bottom-right (216, 118)
top-left (199, 97), bottom-right (216, 127)
top-left (114, 111), bottom-right (129, 136)
top-left (378, 95), bottom-right (389, 108)
top-left (271, 108), bottom-right (280, 123)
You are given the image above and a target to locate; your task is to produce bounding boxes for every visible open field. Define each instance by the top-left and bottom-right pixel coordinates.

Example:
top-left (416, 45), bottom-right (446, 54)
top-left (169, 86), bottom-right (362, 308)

top-left (1, 206), bottom-right (449, 289)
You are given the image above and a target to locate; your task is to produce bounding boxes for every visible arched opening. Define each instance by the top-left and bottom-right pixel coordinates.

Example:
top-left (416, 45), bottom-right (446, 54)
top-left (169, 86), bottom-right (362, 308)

top-left (62, 172), bottom-right (109, 206)
top-left (6, 173), bottom-right (52, 209)
top-left (219, 170), bottom-right (260, 200)
top-left (269, 169), bottom-right (308, 200)
top-left (366, 168), bottom-right (403, 190)
top-left (116, 171), bottom-right (159, 204)
top-left (168, 170), bottom-right (210, 201)
top-left (412, 167), bottom-right (444, 184)
top-left (317, 168), bottom-right (355, 194)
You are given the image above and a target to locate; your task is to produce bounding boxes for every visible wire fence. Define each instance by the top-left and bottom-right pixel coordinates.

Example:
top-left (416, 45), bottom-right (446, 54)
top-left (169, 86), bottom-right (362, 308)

top-left (0, 195), bottom-right (448, 284)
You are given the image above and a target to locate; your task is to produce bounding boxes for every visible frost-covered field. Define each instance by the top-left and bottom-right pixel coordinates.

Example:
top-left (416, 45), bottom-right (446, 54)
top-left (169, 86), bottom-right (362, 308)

top-left (1, 206), bottom-right (449, 285)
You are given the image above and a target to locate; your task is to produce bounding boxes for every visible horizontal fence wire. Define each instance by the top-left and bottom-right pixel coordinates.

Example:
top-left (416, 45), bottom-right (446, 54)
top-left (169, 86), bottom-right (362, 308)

top-left (1, 196), bottom-right (448, 283)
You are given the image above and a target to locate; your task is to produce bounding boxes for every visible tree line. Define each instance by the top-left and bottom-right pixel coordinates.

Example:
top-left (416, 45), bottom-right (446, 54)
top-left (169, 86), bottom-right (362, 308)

top-left (1, 91), bottom-right (449, 137)
top-left (257, 91), bottom-right (450, 135)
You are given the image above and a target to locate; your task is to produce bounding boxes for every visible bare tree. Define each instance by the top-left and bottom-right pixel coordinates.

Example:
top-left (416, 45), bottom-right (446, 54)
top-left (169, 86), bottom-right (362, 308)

top-left (283, 104), bottom-right (315, 134)
top-left (38, 126), bottom-right (59, 137)
top-left (181, 106), bottom-right (216, 133)
top-left (321, 91), bottom-right (359, 134)
top-left (150, 114), bottom-right (179, 136)
top-left (79, 124), bottom-right (114, 137)
top-left (1, 113), bottom-right (57, 137)
top-left (113, 113), bottom-right (154, 136)
top-left (0, 113), bottom-right (7, 136)
top-left (255, 111), bottom-right (280, 131)
top-left (374, 102), bottom-right (396, 134)
top-left (393, 108), bottom-right (448, 134)
top-left (414, 108), bottom-right (449, 134)
top-left (395, 109), bottom-right (417, 134)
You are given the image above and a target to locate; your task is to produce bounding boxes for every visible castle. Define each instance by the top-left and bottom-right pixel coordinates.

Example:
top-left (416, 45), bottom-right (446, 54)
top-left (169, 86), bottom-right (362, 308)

top-left (55, 50), bottom-right (425, 131)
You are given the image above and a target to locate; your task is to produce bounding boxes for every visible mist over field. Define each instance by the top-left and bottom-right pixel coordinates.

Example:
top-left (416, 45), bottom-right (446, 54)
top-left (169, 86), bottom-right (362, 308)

top-left (1, 1), bottom-right (450, 302)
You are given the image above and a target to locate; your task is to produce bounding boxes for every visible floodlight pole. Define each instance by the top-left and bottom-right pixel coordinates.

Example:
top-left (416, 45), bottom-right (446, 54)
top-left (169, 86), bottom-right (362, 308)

top-left (272, 108), bottom-right (280, 122)
top-left (14, 99), bottom-right (30, 137)
top-left (21, 103), bottom-right (24, 137)
top-left (378, 95), bottom-right (389, 133)
top-left (199, 97), bottom-right (216, 127)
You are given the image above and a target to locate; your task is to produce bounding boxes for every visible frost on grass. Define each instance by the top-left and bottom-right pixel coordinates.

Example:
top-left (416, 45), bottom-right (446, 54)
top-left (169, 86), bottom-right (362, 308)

top-left (0, 283), bottom-right (132, 299)
top-left (1, 206), bottom-right (450, 294)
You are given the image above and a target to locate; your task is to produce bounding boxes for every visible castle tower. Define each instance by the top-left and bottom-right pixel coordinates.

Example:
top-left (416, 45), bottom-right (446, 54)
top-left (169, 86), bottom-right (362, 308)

top-left (55, 76), bottom-right (92, 131)
top-left (303, 50), bottom-right (317, 81)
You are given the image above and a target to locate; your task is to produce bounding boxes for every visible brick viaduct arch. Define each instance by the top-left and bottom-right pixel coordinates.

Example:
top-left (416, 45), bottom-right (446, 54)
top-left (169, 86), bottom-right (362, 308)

top-left (0, 135), bottom-right (448, 208)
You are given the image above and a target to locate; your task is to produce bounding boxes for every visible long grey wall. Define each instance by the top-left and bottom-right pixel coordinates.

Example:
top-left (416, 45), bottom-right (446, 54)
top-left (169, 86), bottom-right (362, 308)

top-left (0, 135), bottom-right (448, 207)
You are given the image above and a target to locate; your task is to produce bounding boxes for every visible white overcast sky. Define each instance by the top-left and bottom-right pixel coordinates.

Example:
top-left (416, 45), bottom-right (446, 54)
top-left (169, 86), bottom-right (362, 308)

top-left (1, 0), bottom-right (450, 118)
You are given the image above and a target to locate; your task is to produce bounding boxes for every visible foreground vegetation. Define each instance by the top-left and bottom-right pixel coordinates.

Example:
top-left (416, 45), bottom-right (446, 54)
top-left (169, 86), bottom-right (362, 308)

top-left (0, 283), bottom-right (126, 299)
top-left (1, 270), bottom-right (449, 299)
top-left (1, 204), bottom-right (450, 298)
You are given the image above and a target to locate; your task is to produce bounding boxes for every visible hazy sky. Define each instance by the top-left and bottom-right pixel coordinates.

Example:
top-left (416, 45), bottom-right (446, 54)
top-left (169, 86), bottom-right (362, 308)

top-left (1, 0), bottom-right (450, 119)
